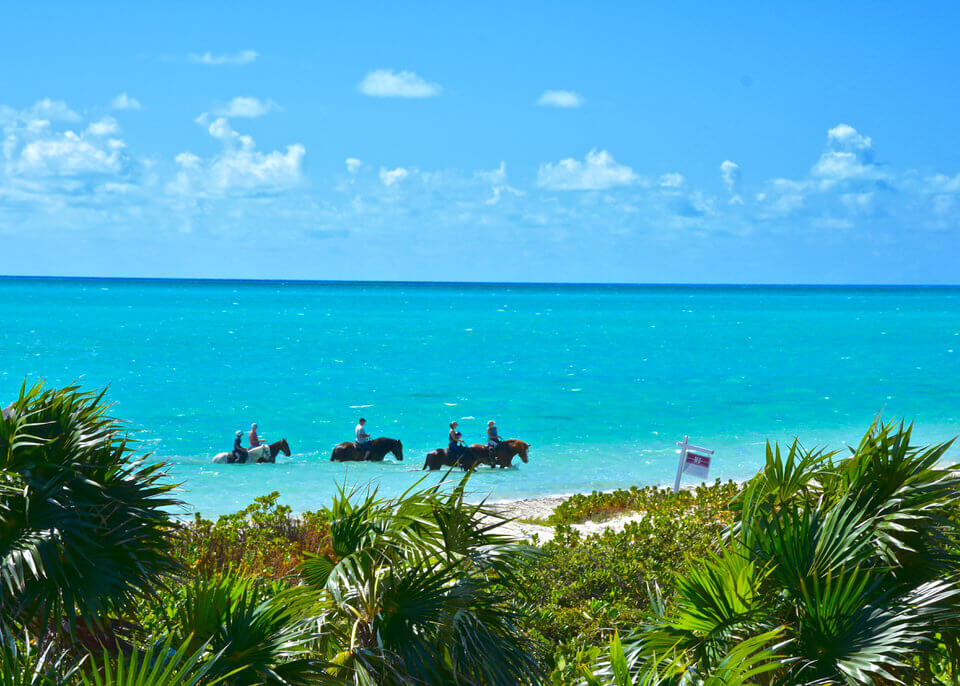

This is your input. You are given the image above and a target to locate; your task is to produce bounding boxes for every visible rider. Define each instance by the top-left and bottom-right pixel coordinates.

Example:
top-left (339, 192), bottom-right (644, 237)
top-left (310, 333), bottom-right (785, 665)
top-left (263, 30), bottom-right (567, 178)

top-left (232, 430), bottom-right (249, 463)
top-left (248, 423), bottom-right (261, 448)
top-left (487, 420), bottom-right (502, 460)
top-left (355, 418), bottom-right (372, 460)
top-left (449, 421), bottom-right (465, 465)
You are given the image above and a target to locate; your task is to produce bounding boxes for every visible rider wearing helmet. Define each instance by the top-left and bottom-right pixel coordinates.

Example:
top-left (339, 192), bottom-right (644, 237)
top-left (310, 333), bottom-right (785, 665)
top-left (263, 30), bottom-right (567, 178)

top-left (232, 430), bottom-right (249, 463)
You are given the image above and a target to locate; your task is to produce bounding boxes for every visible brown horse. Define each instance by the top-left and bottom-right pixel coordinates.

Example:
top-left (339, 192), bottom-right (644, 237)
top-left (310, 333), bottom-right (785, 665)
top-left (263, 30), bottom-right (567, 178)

top-left (331, 437), bottom-right (403, 462)
top-left (422, 445), bottom-right (495, 470)
top-left (213, 438), bottom-right (291, 464)
top-left (469, 439), bottom-right (530, 468)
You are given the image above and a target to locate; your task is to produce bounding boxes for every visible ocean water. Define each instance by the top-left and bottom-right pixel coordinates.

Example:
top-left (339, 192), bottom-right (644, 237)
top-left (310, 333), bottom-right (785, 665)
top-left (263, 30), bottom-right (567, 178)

top-left (2, 277), bottom-right (959, 516)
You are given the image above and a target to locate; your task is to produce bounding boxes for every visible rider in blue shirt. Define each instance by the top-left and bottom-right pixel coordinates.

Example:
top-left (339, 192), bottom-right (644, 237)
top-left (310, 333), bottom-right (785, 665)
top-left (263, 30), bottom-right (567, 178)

top-left (232, 431), bottom-right (248, 463)
top-left (449, 421), bottom-right (464, 464)
top-left (487, 420), bottom-right (502, 460)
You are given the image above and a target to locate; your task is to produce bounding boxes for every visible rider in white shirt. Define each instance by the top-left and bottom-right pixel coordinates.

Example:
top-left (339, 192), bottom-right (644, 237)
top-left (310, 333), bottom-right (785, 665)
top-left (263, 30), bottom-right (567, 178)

top-left (355, 418), bottom-right (372, 459)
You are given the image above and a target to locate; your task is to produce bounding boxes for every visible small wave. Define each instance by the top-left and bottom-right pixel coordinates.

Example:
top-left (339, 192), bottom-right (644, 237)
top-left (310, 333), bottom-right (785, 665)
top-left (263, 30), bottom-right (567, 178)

top-left (350, 404), bottom-right (374, 408)
top-left (444, 402), bottom-right (457, 406)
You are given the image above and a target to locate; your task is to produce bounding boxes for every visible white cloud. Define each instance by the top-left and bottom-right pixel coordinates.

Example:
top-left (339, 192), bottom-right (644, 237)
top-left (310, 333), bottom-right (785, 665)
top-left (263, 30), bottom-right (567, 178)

top-left (358, 69), bottom-right (441, 98)
top-left (345, 158), bottom-right (362, 174)
top-left (28, 99), bottom-right (80, 122)
top-left (86, 117), bottom-right (120, 137)
top-left (379, 167), bottom-right (409, 186)
top-left (189, 50), bottom-right (258, 66)
top-left (212, 96), bottom-right (279, 118)
top-left (15, 132), bottom-right (126, 177)
top-left (827, 123), bottom-right (872, 151)
top-left (111, 93), bottom-right (142, 111)
top-left (811, 124), bottom-right (887, 181)
top-left (168, 117), bottom-right (304, 197)
top-left (720, 161), bottom-right (741, 191)
top-left (537, 149), bottom-right (638, 191)
top-left (659, 173), bottom-right (685, 188)
top-left (536, 90), bottom-right (584, 108)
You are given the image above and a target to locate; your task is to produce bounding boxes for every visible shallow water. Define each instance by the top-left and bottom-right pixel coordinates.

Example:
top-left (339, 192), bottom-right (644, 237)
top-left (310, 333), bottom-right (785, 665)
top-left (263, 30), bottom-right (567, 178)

top-left (3, 278), bottom-right (959, 515)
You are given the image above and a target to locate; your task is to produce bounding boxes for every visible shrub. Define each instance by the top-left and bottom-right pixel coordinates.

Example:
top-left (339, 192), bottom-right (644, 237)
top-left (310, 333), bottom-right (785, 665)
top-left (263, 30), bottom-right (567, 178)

top-left (601, 421), bottom-right (960, 685)
top-left (171, 492), bottom-right (332, 579)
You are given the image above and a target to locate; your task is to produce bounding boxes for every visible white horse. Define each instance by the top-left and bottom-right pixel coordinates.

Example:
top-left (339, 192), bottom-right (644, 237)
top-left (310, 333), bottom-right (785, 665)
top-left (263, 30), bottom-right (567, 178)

top-left (212, 438), bottom-right (290, 464)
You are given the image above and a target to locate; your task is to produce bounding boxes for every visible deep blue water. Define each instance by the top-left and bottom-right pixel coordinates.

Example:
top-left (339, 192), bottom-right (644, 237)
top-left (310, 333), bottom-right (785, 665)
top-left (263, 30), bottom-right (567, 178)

top-left (2, 277), bottom-right (959, 515)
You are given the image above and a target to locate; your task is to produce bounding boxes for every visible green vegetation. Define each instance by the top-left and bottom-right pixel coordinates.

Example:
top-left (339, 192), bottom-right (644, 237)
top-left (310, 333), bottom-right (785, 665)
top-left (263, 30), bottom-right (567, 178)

top-left (2, 380), bottom-right (959, 685)
top-left (583, 422), bottom-right (960, 685)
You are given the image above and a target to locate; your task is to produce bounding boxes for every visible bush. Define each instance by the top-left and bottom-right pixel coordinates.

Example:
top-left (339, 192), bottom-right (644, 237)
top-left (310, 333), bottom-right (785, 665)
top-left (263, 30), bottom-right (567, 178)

top-left (600, 421), bottom-right (960, 685)
top-left (171, 492), bottom-right (332, 579)
top-left (519, 482), bottom-right (740, 681)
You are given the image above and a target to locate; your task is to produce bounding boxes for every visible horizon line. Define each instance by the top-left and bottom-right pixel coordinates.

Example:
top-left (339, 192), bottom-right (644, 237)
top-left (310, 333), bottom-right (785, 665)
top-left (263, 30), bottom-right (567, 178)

top-left (1, 274), bottom-right (960, 289)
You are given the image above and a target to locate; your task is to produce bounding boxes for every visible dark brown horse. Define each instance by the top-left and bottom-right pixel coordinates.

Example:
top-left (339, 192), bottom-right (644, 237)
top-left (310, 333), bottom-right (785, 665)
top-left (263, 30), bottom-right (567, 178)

top-left (469, 439), bottom-right (530, 468)
top-left (422, 445), bottom-right (495, 470)
top-left (331, 437), bottom-right (403, 462)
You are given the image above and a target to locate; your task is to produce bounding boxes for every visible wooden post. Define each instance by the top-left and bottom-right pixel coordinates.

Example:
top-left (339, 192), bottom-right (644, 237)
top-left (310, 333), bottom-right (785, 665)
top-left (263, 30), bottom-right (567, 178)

top-left (674, 435), bottom-right (689, 494)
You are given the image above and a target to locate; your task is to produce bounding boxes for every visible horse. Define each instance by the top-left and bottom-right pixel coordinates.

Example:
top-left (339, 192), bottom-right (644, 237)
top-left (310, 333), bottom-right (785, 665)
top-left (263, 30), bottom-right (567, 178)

top-left (422, 445), bottom-right (495, 471)
top-left (212, 438), bottom-right (291, 464)
top-left (330, 437), bottom-right (403, 462)
top-left (469, 438), bottom-right (530, 468)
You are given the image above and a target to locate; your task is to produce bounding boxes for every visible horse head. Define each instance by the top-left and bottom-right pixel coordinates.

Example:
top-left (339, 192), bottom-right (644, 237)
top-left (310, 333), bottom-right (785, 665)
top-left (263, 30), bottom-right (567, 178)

top-left (515, 440), bottom-right (530, 463)
top-left (392, 439), bottom-right (403, 461)
top-left (280, 438), bottom-right (291, 457)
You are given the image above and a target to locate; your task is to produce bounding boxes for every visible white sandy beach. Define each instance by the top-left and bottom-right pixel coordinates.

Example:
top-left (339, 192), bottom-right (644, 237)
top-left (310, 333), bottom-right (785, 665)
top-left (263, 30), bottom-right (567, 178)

top-left (484, 495), bottom-right (648, 543)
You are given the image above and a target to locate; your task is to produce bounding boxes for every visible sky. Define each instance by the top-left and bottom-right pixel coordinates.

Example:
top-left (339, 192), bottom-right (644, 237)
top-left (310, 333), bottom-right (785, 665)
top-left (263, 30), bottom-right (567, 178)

top-left (1, 1), bottom-right (959, 284)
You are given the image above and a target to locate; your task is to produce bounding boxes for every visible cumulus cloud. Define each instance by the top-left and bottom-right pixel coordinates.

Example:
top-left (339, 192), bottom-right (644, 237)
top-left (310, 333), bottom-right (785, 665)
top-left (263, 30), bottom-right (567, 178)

top-left (168, 117), bottom-right (304, 197)
top-left (827, 123), bottom-right (872, 151)
top-left (379, 167), bottom-right (409, 186)
top-left (537, 149), bottom-right (638, 191)
top-left (720, 161), bottom-right (740, 191)
top-left (111, 93), bottom-right (142, 111)
top-left (659, 173), bottom-right (685, 188)
top-left (720, 160), bottom-right (743, 204)
top-left (0, 104), bottom-right (127, 181)
top-left (212, 96), bottom-right (280, 118)
top-left (189, 50), bottom-right (258, 66)
top-left (25, 99), bottom-right (80, 122)
top-left (812, 124), bottom-right (884, 181)
top-left (85, 117), bottom-right (121, 137)
top-left (536, 90), bottom-right (584, 108)
top-left (358, 69), bottom-right (441, 98)
top-left (345, 158), bottom-right (362, 174)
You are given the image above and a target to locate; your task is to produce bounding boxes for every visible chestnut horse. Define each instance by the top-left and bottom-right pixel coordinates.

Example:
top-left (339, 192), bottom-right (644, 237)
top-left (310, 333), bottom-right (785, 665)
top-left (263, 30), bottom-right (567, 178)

top-left (469, 438), bottom-right (530, 468)
top-left (212, 438), bottom-right (291, 464)
top-left (422, 445), bottom-right (495, 471)
top-left (330, 437), bottom-right (403, 462)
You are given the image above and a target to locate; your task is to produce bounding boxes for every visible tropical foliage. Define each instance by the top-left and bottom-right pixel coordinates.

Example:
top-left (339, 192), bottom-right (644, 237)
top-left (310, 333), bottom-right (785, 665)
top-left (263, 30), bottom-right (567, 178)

top-left (4, 380), bottom-right (959, 685)
top-left (591, 420), bottom-right (960, 685)
top-left (0, 381), bottom-right (179, 642)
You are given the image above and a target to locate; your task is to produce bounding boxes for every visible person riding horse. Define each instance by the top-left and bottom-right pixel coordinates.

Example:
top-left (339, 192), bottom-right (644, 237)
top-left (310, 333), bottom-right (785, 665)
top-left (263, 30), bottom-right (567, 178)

top-left (249, 423), bottom-right (261, 448)
top-left (232, 430), bottom-right (248, 464)
top-left (449, 421), bottom-right (466, 466)
top-left (487, 420), bottom-right (502, 461)
top-left (355, 418), bottom-right (372, 460)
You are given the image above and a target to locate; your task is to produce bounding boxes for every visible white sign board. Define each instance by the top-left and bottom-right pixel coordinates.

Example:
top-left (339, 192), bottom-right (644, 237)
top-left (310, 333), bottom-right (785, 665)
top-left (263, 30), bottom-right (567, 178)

top-left (673, 436), bottom-right (714, 493)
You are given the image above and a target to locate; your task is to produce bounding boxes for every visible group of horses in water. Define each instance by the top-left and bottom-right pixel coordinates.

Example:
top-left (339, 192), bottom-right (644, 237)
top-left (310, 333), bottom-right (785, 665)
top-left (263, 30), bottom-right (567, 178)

top-left (212, 436), bottom-right (530, 470)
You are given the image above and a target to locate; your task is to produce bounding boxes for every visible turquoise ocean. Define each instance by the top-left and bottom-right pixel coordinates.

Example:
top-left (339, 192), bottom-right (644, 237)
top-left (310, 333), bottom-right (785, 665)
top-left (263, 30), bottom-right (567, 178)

top-left (2, 277), bottom-right (959, 516)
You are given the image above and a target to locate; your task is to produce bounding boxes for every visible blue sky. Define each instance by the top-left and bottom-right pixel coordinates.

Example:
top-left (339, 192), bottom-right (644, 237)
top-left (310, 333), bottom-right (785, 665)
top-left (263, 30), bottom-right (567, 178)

top-left (2, 2), bottom-right (959, 283)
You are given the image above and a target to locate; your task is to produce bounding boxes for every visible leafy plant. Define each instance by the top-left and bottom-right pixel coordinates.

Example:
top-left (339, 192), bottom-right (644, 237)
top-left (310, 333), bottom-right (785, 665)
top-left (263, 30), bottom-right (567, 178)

top-left (0, 381), bottom-right (180, 644)
top-left (616, 420), bottom-right (960, 685)
top-left (286, 477), bottom-right (544, 685)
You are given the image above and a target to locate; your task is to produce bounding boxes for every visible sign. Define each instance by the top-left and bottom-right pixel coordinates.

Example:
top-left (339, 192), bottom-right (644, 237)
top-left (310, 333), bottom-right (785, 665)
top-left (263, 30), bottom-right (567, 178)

top-left (673, 436), bottom-right (714, 493)
top-left (683, 450), bottom-right (711, 479)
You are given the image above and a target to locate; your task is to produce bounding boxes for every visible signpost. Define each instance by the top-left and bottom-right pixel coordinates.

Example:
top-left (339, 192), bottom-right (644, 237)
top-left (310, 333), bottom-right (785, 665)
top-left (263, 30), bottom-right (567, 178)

top-left (673, 435), bottom-right (714, 493)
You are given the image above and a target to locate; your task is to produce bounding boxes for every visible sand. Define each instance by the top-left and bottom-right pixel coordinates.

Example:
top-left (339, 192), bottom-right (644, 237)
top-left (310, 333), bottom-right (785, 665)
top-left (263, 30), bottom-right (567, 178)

top-left (483, 495), bottom-right (647, 543)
